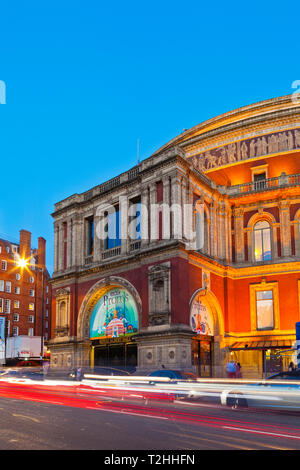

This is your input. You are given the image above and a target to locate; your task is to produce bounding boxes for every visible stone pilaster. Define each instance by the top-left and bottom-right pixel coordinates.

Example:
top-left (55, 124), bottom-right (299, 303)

top-left (279, 200), bottom-right (291, 257)
top-left (233, 207), bottom-right (245, 263)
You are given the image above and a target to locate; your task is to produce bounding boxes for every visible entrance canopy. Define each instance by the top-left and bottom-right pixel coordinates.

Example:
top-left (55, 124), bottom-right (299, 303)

top-left (229, 340), bottom-right (294, 351)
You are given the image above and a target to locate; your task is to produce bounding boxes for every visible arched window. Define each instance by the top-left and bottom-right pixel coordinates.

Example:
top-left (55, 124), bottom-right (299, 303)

top-left (254, 220), bottom-right (271, 262)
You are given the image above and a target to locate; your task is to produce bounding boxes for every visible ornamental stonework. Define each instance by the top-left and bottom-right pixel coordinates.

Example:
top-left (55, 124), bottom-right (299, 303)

top-left (188, 128), bottom-right (300, 172)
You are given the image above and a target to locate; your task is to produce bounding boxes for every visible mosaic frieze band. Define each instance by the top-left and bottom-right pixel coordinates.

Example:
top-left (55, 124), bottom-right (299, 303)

top-left (188, 128), bottom-right (300, 172)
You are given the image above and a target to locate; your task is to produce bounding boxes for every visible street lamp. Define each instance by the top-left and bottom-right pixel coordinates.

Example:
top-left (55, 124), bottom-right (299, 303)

top-left (17, 257), bottom-right (45, 361)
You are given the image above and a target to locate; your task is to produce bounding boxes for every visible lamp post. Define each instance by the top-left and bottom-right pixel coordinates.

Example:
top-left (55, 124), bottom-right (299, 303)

top-left (17, 258), bottom-right (45, 361)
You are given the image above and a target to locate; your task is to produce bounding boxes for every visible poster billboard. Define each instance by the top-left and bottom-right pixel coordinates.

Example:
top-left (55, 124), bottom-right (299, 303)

top-left (190, 295), bottom-right (213, 336)
top-left (90, 288), bottom-right (138, 340)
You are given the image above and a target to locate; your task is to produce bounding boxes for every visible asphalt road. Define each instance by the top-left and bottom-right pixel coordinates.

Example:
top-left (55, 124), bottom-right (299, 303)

top-left (0, 380), bottom-right (300, 450)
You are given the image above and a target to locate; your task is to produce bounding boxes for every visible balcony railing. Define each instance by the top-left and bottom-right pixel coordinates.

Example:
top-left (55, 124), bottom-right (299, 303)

top-left (228, 172), bottom-right (300, 197)
top-left (101, 247), bottom-right (121, 260)
top-left (129, 240), bottom-right (141, 252)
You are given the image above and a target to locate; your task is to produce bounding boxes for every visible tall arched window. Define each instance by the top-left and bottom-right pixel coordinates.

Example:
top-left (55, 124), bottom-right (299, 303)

top-left (254, 220), bottom-right (271, 262)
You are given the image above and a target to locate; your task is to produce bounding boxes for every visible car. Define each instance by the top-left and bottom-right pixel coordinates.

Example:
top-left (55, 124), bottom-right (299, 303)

top-left (148, 369), bottom-right (196, 380)
top-left (220, 369), bottom-right (300, 410)
top-left (266, 369), bottom-right (300, 383)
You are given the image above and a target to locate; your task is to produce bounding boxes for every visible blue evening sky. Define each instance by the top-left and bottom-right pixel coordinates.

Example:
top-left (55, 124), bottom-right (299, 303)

top-left (0, 0), bottom-right (299, 273)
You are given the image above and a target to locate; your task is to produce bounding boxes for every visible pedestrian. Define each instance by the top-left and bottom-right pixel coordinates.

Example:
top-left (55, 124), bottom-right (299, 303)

top-left (226, 360), bottom-right (236, 378)
top-left (288, 361), bottom-right (295, 372)
top-left (76, 367), bottom-right (83, 381)
top-left (42, 360), bottom-right (50, 378)
top-left (235, 362), bottom-right (242, 378)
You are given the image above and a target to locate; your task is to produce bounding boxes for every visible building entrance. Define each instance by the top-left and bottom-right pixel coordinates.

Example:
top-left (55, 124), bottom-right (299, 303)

top-left (192, 336), bottom-right (213, 377)
top-left (93, 342), bottom-right (137, 371)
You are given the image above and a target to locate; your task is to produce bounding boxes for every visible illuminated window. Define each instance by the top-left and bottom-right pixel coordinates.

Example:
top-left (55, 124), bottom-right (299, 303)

top-left (256, 290), bottom-right (274, 330)
top-left (250, 281), bottom-right (279, 332)
top-left (254, 220), bottom-right (271, 262)
top-left (29, 303), bottom-right (34, 311)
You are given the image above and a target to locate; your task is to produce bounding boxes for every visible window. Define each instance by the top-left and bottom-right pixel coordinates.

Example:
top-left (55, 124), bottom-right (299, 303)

top-left (29, 303), bottom-right (34, 311)
top-left (5, 282), bottom-right (11, 293)
top-left (104, 207), bottom-right (121, 250)
top-left (86, 217), bottom-right (94, 256)
top-left (16, 273), bottom-right (21, 281)
top-left (256, 290), bottom-right (274, 330)
top-left (29, 276), bottom-right (34, 284)
top-left (250, 281), bottom-right (280, 332)
top-left (29, 289), bottom-right (35, 297)
top-left (254, 220), bottom-right (271, 262)
top-left (1, 261), bottom-right (7, 271)
top-left (14, 300), bottom-right (20, 309)
top-left (0, 298), bottom-right (3, 313)
top-left (13, 314), bottom-right (19, 322)
top-left (0, 280), bottom-right (4, 292)
top-left (4, 299), bottom-right (10, 313)
top-left (45, 310), bottom-right (49, 318)
top-left (13, 326), bottom-right (19, 336)
top-left (15, 286), bottom-right (20, 295)
top-left (28, 328), bottom-right (34, 337)
top-left (129, 198), bottom-right (141, 241)
top-left (28, 315), bottom-right (34, 323)
top-left (254, 172), bottom-right (266, 181)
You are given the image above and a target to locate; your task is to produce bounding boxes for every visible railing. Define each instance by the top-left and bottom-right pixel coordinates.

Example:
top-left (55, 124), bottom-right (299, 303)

top-left (228, 172), bottom-right (300, 197)
top-left (129, 240), bottom-right (141, 252)
top-left (101, 247), bottom-right (121, 260)
top-left (84, 255), bottom-right (94, 265)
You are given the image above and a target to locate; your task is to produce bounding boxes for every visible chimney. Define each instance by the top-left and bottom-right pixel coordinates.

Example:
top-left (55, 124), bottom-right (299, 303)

top-left (19, 230), bottom-right (31, 260)
top-left (38, 237), bottom-right (46, 267)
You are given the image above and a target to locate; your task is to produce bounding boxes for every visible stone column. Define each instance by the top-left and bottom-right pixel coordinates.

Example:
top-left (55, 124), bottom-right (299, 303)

top-left (279, 200), bottom-right (291, 257)
top-left (141, 185), bottom-right (149, 247)
top-left (233, 207), bottom-right (245, 263)
top-left (53, 224), bottom-right (59, 273)
top-left (67, 218), bottom-right (73, 269)
top-left (149, 183), bottom-right (158, 242)
top-left (170, 175), bottom-right (182, 241)
top-left (210, 200), bottom-right (218, 258)
top-left (120, 195), bottom-right (128, 254)
top-left (162, 177), bottom-right (171, 240)
top-left (58, 223), bottom-right (65, 271)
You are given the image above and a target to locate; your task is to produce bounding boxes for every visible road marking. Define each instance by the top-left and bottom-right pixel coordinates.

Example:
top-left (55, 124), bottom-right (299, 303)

top-left (13, 414), bottom-right (40, 423)
top-left (223, 426), bottom-right (300, 440)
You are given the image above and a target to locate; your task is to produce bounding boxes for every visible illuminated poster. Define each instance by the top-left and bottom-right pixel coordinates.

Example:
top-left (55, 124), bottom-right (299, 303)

top-left (90, 288), bottom-right (138, 340)
top-left (190, 295), bottom-right (213, 336)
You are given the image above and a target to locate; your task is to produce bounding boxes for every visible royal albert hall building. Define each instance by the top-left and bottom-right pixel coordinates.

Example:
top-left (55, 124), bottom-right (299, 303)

top-left (48, 95), bottom-right (300, 378)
